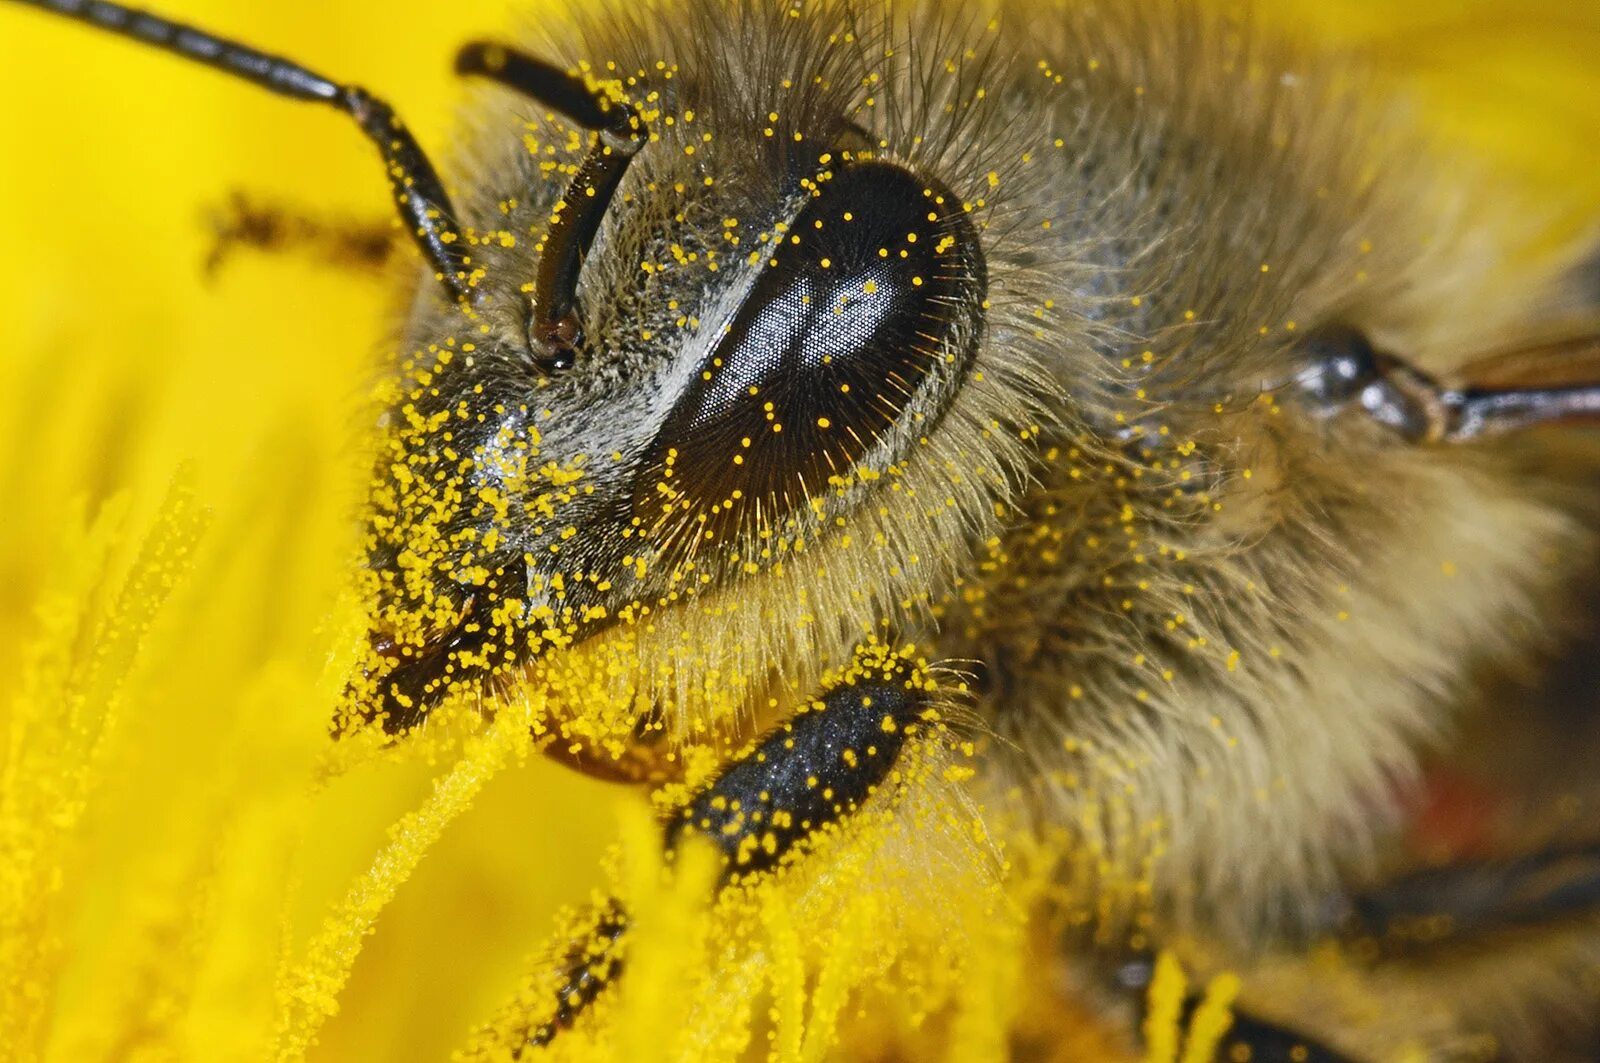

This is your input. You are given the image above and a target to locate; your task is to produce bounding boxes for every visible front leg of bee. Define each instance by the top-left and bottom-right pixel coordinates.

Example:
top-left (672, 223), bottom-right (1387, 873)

top-left (512, 652), bottom-right (937, 1052)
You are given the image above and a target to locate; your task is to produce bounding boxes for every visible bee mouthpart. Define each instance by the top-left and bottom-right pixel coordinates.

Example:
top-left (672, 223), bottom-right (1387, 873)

top-left (357, 596), bottom-right (492, 735)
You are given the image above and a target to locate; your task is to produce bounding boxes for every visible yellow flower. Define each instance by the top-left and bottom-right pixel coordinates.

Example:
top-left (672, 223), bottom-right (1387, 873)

top-left (0, 2), bottom-right (1596, 1061)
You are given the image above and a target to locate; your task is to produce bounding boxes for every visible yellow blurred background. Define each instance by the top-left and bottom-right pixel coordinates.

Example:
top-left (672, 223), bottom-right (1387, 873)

top-left (0, 1), bottom-right (1595, 1060)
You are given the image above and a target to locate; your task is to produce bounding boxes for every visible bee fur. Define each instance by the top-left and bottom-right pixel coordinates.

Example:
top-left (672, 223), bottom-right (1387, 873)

top-left (365, 0), bottom-right (1600, 1054)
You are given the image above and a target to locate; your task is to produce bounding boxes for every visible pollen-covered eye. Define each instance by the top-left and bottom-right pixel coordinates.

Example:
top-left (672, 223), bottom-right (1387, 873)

top-left (637, 160), bottom-right (986, 540)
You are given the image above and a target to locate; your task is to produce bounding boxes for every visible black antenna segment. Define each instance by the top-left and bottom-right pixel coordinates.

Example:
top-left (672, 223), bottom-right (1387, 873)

top-left (456, 42), bottom-right (645, 372)
top-left (8, 0), bottom-right (477, 303)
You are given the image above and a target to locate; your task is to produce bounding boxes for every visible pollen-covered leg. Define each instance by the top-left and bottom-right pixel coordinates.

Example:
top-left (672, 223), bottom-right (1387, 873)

top-left (1114, 845), bottom-right (1600, 1063)
top-left (1330, 844), bottom-right (1600, 1059)
top-left (664, 670), bottom-right (930, 879)
top-left (524, 901), bottom-right (628, 1050)
top-left (1343, 842), bottom-right (1600, 949)
top-left (1119, 951), bottom-right (1360, 1063)
top-left (499, 652), bottom-right (940, 1054)
top-left (344, 557), bottom-right (534, 737)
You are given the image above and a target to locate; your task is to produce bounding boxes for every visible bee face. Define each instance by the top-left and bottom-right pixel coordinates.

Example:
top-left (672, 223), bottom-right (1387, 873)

top-left (355, 1), bottom-right (1043, 736)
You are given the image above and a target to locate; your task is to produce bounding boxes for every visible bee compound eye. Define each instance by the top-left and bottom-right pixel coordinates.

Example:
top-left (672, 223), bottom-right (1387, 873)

top-left (634, 161), bottom-right (987, 537)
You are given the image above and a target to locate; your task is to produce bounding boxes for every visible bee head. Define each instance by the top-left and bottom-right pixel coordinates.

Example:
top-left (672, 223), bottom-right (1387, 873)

top-left (351, 9), bottom-right (1027, 740)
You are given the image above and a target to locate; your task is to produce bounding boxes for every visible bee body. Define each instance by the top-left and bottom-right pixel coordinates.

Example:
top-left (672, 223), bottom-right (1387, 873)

top-left (393, 0), bottom-right (1593, 919)
top-left (405, 4), bottom-right (1600, 1055)
top-left (10, 0), bottom-right (1600, 1057)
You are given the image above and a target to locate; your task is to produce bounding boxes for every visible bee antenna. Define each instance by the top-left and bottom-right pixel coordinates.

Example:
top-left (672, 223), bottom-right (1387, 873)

top-left (456, 43), bottom-right (645, 372)
top-left (1442, 383), bottom-right (1600, 441)
top-left (9, 0), bottom-right (478, 305)
top-left (1386, 344), bottom-right (1600, 442)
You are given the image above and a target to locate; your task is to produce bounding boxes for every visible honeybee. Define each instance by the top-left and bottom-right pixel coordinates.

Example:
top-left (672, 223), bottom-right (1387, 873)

top-left (10, 0), bottom-right (1600, 1059)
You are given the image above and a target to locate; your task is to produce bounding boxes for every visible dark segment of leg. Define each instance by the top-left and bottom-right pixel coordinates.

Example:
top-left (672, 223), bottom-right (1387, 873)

top-left (8, 0), bottom-right (473, 302)
top-left (204, 193), bottom-right (396, 277)
top-left (520, 667), bottom-right (931, 1051)
top-left (1114, 953), bottom-right (1360, 1063)
top-left (518, 901), bottom-right (628, 1056)
top-left (1208, 1013), bottom-right (1360, 1063)
top-left (666, 676), bottom-right (928, 879)
top-left (365, 611), bottom-right (493, 735)
top-left (1344, 842), bottom-right (1600, 951)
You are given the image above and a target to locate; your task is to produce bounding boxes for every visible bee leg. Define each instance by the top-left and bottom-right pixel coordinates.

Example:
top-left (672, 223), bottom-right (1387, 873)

top-left (1121, 847), bottom-right (1600, 1063)
top-left (522, 901), bottom-right (629, 1052)
top-left (1205, 1013), bottom-right (1360, 1063)
top-left (515, 660), bottom-right (932, 1052)
top-left (1308, 845), bottom-right (1600, 1058)
top-left (355, 597), bottom-right (491, 736)
top-left (1342, 841), bottom-right (1600, 951)
top-left (349, 559), bottom-right (529, 737)
top-left (662, 666), bottom-right (929, 877)
top-left (1113, 953), bottom-right (1361, 1063)
top-left (203, 190), bottom-right (396, 278)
